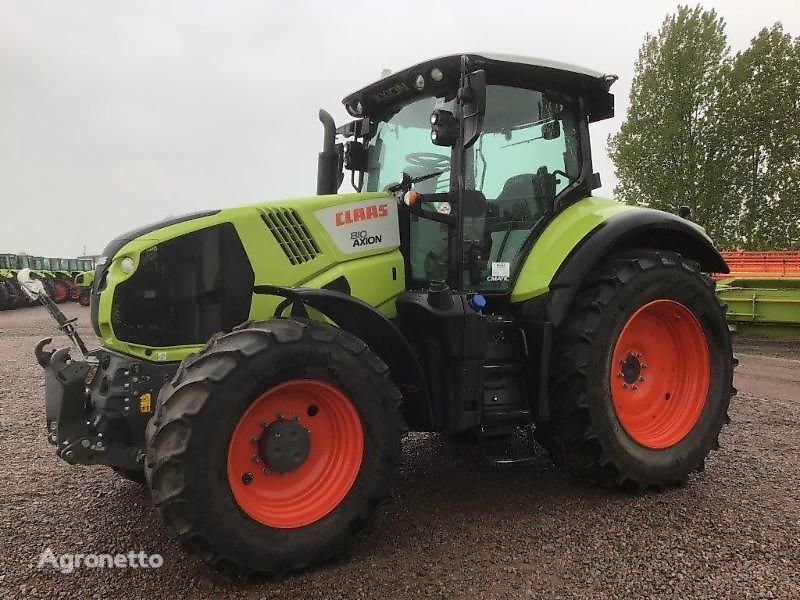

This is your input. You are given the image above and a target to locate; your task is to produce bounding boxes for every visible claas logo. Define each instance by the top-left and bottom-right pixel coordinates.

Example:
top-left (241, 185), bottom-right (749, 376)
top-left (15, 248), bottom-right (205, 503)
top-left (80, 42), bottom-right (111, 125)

top-left (335, 204), bottom-right (388, 227)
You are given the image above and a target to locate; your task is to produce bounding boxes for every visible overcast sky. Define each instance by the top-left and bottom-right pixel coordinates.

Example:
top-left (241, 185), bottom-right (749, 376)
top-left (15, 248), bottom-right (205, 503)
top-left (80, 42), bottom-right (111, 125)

top-left (1, 0), bottom-right (798, 257)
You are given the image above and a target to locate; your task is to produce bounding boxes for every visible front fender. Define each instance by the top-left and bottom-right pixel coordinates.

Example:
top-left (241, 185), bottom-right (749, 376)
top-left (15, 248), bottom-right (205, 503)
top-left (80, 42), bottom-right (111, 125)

top-left (254, 284), bottom-right (432, 430)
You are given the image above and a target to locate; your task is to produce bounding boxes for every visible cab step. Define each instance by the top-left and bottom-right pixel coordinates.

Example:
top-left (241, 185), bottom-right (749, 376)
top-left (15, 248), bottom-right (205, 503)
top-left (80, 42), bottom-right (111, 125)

top-left (479, 422), bottom-right (538, 467)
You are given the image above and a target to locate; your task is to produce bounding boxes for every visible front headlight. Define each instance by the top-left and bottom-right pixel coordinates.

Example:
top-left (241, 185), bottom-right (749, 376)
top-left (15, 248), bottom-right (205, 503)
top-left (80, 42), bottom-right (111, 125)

top-left (119, 256), bottom-right (136, 274)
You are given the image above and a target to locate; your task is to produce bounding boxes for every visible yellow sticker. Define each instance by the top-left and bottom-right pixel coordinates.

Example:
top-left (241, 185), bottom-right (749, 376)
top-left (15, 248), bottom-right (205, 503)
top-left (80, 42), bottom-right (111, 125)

top-left (139, 392), bottom-right (152, 413)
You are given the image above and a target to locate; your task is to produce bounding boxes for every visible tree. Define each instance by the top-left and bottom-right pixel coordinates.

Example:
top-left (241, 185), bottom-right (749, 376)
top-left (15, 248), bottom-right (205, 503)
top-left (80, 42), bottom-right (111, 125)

top-left (714, 24), bottom-right (800, 249)
top-left (608, 5), bottom-right (734, 245)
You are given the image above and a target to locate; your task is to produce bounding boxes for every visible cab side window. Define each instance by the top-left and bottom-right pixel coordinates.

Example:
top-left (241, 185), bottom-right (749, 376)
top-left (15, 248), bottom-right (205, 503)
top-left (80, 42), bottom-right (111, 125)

top-left (466, 85), bottom-right (582, 289)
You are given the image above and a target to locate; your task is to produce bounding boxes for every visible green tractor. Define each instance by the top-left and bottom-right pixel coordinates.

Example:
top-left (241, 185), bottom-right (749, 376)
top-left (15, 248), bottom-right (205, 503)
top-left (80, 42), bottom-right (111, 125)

top-left (0, 253), bottom-right (22, 310)
top-left (9, 255), bottom-right (45, 306)
top-left (50, 257), bottom-right (84, 302)
top-left (40, 258), bottom-right (69, 303)
top-left (73, 269), bottom-right (93, 306)
top-left (30, 54), bottom-right (734, 575)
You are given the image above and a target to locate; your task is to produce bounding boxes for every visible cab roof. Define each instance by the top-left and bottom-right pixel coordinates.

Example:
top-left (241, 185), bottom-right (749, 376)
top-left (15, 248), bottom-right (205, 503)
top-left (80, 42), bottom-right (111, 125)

top-left (342, 52), bottom-right (617, 123)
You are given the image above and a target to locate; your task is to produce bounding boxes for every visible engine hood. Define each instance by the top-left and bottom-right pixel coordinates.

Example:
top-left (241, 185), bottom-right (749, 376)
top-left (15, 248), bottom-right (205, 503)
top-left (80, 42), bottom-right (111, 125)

top-left (91, 191), bottom-right (400, 359)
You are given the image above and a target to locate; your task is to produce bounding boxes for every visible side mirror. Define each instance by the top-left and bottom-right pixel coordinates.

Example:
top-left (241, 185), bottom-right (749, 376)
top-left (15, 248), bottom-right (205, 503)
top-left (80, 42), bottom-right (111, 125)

top-left (344, 141), bottom-right (367, 171)
top-left (461, 69), bottom-right (486, 148)
top-left (430, 109), bottom-right (458, 147)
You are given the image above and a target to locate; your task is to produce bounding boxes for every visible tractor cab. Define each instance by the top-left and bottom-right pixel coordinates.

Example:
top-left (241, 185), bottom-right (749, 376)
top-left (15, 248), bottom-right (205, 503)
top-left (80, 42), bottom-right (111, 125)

top-left (323, 53), bottom-right (616, 294)
top-left (0, 254), bottom-right (16, 270)
top-left (309, 54), bottom-right (621, 433)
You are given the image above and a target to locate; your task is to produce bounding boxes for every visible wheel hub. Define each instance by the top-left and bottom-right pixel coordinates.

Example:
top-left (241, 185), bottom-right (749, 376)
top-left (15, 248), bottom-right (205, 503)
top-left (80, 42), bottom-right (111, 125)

top-left (258, 418), bottom-right (311, 474)
top-left (620, 352), bottom-right (643, 385)
top-left (227, 379), bottom-right (364, 528)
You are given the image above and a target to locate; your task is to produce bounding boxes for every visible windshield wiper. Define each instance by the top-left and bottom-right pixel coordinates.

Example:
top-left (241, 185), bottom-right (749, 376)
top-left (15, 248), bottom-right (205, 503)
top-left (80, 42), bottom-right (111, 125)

top-left (500, 134), bottom-right (545, 149)
top-left (387, 170), bottom-right (444, 193)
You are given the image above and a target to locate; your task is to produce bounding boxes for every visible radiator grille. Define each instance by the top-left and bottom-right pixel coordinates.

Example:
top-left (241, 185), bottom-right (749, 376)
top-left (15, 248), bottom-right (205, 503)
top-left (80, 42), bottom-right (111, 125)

top-left (261, 208), bottom-right (320, 265)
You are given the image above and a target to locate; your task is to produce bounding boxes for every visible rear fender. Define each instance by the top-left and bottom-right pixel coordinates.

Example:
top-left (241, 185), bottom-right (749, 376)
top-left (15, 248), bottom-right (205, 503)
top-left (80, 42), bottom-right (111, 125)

top-left (512, 198), bottom-right (728, 327)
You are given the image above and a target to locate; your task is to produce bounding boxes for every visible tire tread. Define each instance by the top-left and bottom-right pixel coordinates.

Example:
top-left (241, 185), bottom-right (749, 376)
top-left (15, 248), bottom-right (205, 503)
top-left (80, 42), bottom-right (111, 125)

top-left (145, 318), bottom-right (404, 576)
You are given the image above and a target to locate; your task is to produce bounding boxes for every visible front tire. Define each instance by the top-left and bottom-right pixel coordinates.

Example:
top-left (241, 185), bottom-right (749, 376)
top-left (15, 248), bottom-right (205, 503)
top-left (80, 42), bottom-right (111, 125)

top-left (0, 281), bottom-right (10, 310)
top-left (536, 250), bottom-right (734, 489)
top-left (145, 319), bottom-right (404, 576)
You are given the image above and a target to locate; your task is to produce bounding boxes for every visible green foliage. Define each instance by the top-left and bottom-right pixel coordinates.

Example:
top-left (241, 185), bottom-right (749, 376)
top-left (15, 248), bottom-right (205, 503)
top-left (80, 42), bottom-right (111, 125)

top-left (608, 6), bottom-right (731, 242)
top-left (609, 6), bottom-right (800, 250)
top-left (714, 24), bottom-right (800, 249)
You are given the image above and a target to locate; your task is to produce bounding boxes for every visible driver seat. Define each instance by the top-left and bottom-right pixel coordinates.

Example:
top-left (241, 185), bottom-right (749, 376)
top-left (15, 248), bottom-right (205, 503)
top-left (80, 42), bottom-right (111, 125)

top-left (495, 166), bottom-right (556, 221)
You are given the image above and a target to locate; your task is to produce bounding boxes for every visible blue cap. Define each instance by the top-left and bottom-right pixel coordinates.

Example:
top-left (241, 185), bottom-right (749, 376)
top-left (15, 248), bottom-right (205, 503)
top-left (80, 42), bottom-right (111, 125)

top-left (469, 293), bottom-right (487, 312)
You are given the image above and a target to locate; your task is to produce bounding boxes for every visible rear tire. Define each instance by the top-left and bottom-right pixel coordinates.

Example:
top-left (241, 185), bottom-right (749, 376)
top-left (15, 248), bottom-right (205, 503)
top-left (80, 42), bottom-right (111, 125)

top-left (7, 280), bottom-right (26, 308)
top-left (535, 250), bottom-right (734, 490)
top-left (50, 278), bottom-right (70, 303)
top-left (145, 318), bottom-right (404, 576)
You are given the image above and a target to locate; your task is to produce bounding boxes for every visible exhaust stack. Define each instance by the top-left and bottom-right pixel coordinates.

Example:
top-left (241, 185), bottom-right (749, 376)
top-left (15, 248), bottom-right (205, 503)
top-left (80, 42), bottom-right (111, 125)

top-left (316, 109), bottom-right (339, 195)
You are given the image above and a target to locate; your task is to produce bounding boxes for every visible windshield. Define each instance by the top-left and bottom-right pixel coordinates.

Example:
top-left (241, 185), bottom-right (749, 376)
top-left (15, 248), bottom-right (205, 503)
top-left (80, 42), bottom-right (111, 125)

top-left (364, 85), bottom-right (581, 292)
top-left (365, 97), bottom-right (454, 194)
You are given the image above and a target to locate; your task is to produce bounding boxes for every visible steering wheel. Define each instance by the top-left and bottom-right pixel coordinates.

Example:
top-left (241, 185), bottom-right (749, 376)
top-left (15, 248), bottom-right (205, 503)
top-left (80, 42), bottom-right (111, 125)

top-left (405, 152), bottom-right (451, 171)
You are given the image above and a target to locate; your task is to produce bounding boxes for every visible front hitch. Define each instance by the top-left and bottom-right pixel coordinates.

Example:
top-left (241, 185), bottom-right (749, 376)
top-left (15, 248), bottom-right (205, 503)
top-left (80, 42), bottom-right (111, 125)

top-left (36, 336), bottom-right (180, 470)
top-left (39, 342), bottom-right (146, 469)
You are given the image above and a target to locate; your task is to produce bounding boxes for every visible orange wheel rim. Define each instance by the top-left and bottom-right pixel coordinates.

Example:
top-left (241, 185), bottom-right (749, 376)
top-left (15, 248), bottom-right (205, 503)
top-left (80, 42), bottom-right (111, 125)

top-left (610, 299), bottom-right (710, 449)
top-left (53, 281), bottom-right (69, 302)
top-left (227, 380), bottom-right (364, 528)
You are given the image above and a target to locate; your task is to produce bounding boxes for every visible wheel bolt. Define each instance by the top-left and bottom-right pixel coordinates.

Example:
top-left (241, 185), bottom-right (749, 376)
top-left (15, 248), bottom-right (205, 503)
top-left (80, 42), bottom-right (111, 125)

top-left (622, 383), bottom-right (628, 389)
top-left (260, 421), bottom-right (269, 428)
top-left (250, 437), bottom-right (258, 444)
top-left (617, 372), bottom-right (623, 378)
top-left (262, 467), bottom-right (271, 475)
top-left (251, 454), bottom-right (260, 463)
top-left (242, 472), bottom-right (254, 485)
top-left (639, 377), bottom-right (645, 382)
top-left (276, 412), bottom-right (283, 420)
top-left (632, 385), bottom-right (638, 391)
top-left (642, 364), bottom-right (647, 369)
top-left (274, 432), bottom-right (281, 439)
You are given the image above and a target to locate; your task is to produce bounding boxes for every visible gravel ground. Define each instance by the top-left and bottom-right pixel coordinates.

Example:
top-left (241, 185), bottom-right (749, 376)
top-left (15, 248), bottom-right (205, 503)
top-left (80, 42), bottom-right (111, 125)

top-left (1, 303), bottom-right (798, 599)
